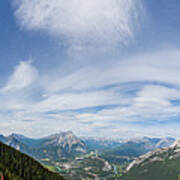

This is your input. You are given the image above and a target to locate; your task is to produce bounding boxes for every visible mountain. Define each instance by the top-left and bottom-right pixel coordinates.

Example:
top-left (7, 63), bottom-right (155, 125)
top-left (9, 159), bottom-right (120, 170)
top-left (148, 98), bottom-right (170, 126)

top-left (123, 139), bottom-right (180, 180)
top-left (103, 137), bottom-right (175, 158)
top-left (0, 133), bottom-right (175, 162)
top-left (125, 136), bottom-right (175, 150)
top-left (0, 132), bottom-right (176, 180)
top-left (6, 134), bottom-right (27, 151)
top-left (0, 131), bottom-right (87, 161)
top-left (0, 135), bottom-right (6, 144)
top-left (44, 131), bottom-right (86, 153)
top-left (83, 137), bottom-right (123, 150)
top-left (0, 141), bottom-right (65, 180)
top-left (84, 136), bottom-right (175, 154)
top-left (33, 131), bottom-right (87, 160)
top-left (154, 137), bottom-right (175, 148)
top-left (7, 133), bottom-right (42, 148)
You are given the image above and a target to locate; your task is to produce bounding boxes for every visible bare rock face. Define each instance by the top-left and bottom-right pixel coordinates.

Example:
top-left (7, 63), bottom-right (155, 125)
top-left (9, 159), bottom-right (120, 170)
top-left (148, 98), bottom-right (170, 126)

top-left (44, 131), bottom-right (86, 153)
top-left (126, 138), bottom-right (180, 172)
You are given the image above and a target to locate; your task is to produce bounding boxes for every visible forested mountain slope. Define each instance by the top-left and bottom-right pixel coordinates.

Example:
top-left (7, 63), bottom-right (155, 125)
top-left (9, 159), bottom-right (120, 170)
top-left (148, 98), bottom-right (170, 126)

top-left (0, 142), bottom-right (65, 180)
top-left (123, 139), bottom-right (180, 180)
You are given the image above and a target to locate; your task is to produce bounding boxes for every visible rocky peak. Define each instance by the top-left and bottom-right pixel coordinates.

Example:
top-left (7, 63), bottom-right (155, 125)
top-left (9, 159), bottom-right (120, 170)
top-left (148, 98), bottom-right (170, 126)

top-left (8, 133), bottom-right (25, 141)
top-left (45, 131), bottom-right (86, 153)
top-left (47, 131), bottom-right (79, 144)
top-left (6, 136), bottom-right (21, 150)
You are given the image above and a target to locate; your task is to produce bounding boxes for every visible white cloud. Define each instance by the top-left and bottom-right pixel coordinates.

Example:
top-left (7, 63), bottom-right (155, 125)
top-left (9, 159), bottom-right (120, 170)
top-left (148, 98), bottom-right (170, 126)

top-left (136, 85), bottom-right (180, 100)
top-left (93, 85), bottom-right (180, 122)
top-left (1, 1), bottom-right (180, 139)
top-left (42, 48), bottom-right (180, 93)
top-left (2, 49), bottom-right (180, 138)
top-left (1, 61), bottom-right (38, 93)
top-left (14, 0), bottom-right (143, 46)
top-left (31, 89), bottom-right (128, 112)
top-left (131, 85), bottom-right (180, 118)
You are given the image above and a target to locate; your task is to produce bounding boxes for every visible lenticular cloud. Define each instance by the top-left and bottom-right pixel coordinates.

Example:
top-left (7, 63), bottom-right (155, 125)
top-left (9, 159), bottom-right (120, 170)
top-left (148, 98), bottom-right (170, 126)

top-left (14, 0), bottom-right (143, 45)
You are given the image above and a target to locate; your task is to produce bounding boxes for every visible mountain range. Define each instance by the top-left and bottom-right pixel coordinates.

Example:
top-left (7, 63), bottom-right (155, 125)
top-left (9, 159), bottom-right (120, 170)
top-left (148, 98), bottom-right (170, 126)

top-left (0, 131), bottom-right (176, 180)
top-left (0, 131), bottom-right (87, 161)
top-left (0, 132), bottom-right (175, 163)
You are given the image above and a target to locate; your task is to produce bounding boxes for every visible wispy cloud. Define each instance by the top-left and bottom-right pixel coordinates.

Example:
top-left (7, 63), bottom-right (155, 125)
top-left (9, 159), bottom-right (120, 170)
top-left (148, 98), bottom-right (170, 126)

top-left (13, 0), bottom-right (143, 46)
top-left (1, 61), bottom-right (38, 93)
top-left (41, 48), bottom-right (180, 92)
top-left (2, 0), bottom-right (180, 138)
top-left (1, 48), bottom-right (180, 138)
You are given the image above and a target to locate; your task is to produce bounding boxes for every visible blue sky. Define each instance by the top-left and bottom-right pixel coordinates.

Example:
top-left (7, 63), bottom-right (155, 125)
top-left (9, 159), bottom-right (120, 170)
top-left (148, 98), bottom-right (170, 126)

top-left (0, 0), bottom-right (180, 139)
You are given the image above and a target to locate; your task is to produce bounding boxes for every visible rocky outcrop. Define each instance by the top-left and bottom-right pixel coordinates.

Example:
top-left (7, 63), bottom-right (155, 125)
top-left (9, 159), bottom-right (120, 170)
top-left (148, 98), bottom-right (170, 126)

top-left (126, 138), bottom-right (180, 172)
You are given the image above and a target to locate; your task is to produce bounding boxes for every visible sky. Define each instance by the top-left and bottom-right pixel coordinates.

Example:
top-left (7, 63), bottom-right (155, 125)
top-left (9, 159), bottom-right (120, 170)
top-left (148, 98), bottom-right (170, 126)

top-left (0, 0), bottom-right (180, 139)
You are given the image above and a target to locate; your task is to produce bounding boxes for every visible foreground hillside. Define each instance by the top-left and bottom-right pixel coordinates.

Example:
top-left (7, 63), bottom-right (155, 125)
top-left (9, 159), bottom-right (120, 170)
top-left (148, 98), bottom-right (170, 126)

top-left (0, 142), bottom-right (65, 180)
top-left (123, 139), bottom-right (180, 180)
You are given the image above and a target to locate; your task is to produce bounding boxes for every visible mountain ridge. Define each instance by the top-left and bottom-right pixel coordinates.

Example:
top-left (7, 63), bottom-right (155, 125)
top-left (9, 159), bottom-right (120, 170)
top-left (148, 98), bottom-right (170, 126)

top-left (0, 131), bottom-right (87, 161)
top-left (123, 138), bottom-right (180, 180)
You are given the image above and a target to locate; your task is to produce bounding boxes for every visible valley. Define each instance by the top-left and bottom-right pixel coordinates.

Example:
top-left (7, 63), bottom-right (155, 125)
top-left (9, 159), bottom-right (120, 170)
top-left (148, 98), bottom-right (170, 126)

top-left (0, 131), bottom-right (175, 180)
top-left (1, 1), bottom-right (179, 179)
top-left (41, 151), bottom-right (114, 180)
